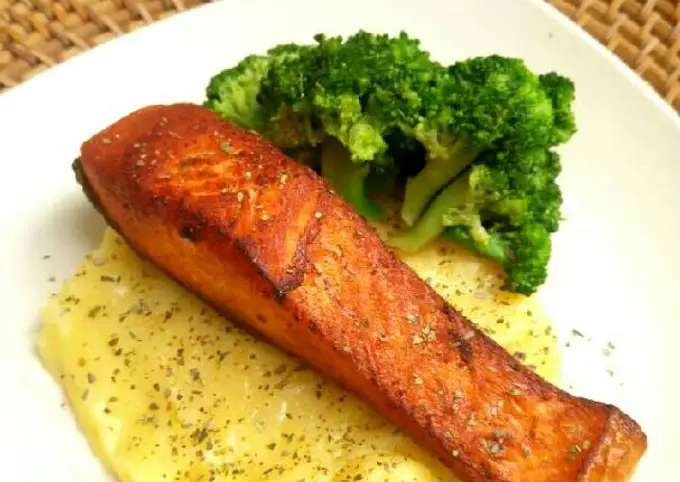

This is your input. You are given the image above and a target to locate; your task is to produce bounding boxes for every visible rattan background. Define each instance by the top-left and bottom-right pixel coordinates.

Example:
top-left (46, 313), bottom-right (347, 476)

top-left (1, 0), bottom-right (679, 113)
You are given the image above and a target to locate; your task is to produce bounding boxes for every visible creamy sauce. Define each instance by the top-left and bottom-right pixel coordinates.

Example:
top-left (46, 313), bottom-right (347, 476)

top-left (38, 229), bottom-right (559, 481)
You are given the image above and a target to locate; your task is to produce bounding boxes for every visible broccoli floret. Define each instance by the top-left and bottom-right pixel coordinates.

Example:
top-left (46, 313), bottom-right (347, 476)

top-left (260, 32), bottom-right (442, 219)
top-left (205, 55), bottom-right (270, 130)
top-left (207, 32), bottom-right (439, 220)
top-left (401, 56), bottom-right (557, 226)
top-left (540, 72), bottom-right (577, 144)
top-left (389, 148), bottom-right (561, 294)
top-left (205, 32), bottom-right (576, 294)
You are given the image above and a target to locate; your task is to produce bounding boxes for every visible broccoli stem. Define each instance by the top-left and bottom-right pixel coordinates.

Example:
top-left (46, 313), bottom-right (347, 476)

top-left (443, 226), bottom-right (508, 266)
top-left (401, 140), bottom-right (477, 226)
top-left (388, 171), bottom-right (471, 252)
top-left (321, 139), bottom-right (384, 221)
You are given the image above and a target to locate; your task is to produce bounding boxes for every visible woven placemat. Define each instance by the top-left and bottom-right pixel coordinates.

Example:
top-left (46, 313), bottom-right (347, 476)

top-left (1, 0), bottom-right (679, 112)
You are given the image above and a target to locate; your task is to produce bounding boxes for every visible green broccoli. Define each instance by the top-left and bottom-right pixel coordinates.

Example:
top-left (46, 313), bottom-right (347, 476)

top-left (206, 32), bottom-right (439, 219)
top-left (402, 56), bottom-right (559, 226)
top-left (540, 72), bottom-right (577, 145)
top-left (205, 55), bottom-right (270, 131)
top-left (204, 32), bottom-right (576, 294)
top-left (388, 148), bottom-right (561, 294)
top-left (206, 44), bottom-right (314, 132)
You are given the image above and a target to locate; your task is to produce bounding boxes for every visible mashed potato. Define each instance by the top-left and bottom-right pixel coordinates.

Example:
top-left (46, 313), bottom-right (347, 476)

top-left (38, 229), bottom-right (559, 481)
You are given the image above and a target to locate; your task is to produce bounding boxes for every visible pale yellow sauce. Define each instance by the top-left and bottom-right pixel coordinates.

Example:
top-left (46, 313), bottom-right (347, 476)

top-left (38, 229), bottom-right (559, 481)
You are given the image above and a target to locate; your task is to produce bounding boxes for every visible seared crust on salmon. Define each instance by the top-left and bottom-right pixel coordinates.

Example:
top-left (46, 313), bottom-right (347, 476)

top-left (76, 104), bottom-right (646, 482)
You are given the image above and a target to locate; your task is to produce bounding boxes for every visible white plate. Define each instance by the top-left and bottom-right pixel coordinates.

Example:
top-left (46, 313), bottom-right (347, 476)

top-left (1, 0), bottom-right (678, 480)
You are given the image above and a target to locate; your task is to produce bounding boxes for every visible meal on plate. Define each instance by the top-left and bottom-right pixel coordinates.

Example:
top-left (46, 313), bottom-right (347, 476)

top-left (39, 32), bottom-right (646, 482)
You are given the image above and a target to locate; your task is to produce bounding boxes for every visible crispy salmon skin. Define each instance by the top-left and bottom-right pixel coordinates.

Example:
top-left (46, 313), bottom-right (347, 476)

top-left (76, 104), bottom-right (646, 482)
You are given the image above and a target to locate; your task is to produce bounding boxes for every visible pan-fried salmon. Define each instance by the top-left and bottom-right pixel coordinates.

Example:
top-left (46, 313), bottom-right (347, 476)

top-left (75, 104), bottom-right (646, 482)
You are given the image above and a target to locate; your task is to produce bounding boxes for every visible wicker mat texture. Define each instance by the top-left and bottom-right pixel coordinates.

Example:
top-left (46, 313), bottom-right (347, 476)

top-left (1, 0), bottom-right (679, 112)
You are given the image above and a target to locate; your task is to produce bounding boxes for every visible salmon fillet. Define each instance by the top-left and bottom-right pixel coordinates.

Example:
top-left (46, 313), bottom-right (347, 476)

top-left (75, 103), bottom-right (646, 482)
